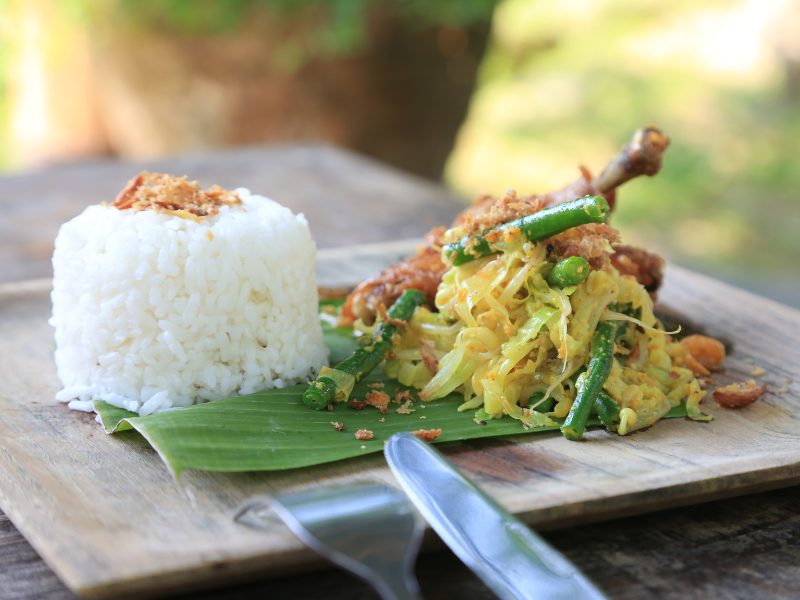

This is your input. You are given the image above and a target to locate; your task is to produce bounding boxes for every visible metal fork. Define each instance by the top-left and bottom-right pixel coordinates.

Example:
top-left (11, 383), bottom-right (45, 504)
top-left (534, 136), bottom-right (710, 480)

top-left (236, 482), bottom-right (424, 600)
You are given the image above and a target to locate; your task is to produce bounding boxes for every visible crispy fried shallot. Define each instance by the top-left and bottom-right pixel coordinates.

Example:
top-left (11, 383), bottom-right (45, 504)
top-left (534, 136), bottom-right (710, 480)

top-left (713, 380), bottom-right (767, 408)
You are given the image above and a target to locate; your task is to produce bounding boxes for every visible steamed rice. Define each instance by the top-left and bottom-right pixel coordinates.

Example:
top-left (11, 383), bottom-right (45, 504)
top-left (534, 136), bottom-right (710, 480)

top-left (50, 181), bottom-right (327, 416)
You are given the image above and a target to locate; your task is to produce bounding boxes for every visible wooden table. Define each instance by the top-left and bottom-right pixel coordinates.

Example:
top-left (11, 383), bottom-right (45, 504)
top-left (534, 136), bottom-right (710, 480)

top-left (2, 146), bottom-right (799, 599)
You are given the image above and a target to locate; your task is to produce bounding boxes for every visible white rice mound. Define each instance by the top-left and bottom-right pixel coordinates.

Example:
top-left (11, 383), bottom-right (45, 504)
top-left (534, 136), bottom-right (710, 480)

top-left (50, 189), bottom-right (328, 416)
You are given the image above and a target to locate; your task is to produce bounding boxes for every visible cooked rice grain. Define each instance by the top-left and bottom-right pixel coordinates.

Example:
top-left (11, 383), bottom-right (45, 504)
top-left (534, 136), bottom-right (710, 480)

top-left (50, 188), bottom-right (327, 415)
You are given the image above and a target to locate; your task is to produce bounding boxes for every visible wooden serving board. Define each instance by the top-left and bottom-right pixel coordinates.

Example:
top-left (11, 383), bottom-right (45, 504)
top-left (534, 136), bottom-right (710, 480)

top-left (0, 245), bottom-right (799, 599)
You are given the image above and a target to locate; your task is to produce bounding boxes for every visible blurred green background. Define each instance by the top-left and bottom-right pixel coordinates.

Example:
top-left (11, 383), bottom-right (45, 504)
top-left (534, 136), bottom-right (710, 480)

top-left (1, 0), bottom-right (798, 305)
top-left (446, 0), bottom-right (800, 306)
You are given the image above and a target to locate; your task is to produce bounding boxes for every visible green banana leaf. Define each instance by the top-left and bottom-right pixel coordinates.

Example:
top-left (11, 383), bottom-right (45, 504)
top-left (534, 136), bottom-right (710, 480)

top-left (93, 316), bottom-right (688, 476)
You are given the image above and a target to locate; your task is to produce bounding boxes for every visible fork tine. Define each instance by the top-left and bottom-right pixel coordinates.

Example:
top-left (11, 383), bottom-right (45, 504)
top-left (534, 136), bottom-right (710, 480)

top-left (237, 483), bottom-right (424, 600)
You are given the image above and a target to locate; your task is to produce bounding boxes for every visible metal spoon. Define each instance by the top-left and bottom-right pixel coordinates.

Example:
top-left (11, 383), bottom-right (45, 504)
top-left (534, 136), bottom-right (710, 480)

top-left (236, 482), bottom-right (424, 600)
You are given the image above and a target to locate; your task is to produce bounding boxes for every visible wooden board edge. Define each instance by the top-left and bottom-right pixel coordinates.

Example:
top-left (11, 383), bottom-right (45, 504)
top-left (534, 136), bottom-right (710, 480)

top-left (2, 261), bottom-right (799, 598)
top-left (73, 547), bottom-right (321, 600)
top-left (665, 263), bottom-right (800, 319)
top-left (521, 461), bottom-right (800, 531)
top-left (49, 454), bottom-right (800, 599)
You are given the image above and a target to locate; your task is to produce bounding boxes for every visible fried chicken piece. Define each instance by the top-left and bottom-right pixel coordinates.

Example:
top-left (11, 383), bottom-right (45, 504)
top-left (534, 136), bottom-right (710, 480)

top-left (610, 245), bottom-right (665, 293)
top-left (549, 223), bottom-right (621, 269)
top-left (342, 127), bottom-right (670, 325)
top-left (342, 229), bottom-right (445, 323)
top-left (451, 126), bottom-right (669, 237)
top-left (450, 182), bottom-right (593, 240)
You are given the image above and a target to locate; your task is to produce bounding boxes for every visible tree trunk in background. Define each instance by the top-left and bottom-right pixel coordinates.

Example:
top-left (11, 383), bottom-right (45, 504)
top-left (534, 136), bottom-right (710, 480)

top-left (774, 1), bottom-right (800, 101)
top-left (89, 7), bottom-right (490, 180)
top-left (5, 0), bottom-right (107, 169)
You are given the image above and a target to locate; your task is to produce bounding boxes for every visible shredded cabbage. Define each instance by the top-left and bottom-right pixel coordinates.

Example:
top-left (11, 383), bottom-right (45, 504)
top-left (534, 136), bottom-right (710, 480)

top-left (384, 237), bottom-right (710, 434)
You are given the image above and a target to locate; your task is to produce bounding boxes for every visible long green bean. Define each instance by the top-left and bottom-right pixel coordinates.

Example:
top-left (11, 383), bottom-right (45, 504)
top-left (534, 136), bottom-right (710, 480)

top-left (303, 289), bottom-right (425, 410)
top-left (547, 256), bottom-right (591, 288)
top-left (594, 391), bottom-right (621, 432)
top-left (444, 195), bottom-right (610, 266)
top-left (561, 321), bottom-right (618, 440)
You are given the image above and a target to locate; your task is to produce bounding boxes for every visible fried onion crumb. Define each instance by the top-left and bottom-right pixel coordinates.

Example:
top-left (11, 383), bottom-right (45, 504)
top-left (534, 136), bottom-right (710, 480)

top-left (396, 400), bottom-right (415, 415)
top-left (354, 429), bottom-right (374, 441)
top-left (112, 172), bottom-right (241, 217)
top-left (365, 391), bottom-right (390, 414)
top-left (413, 428), bottom-right (442, 442)
top-left (419, 340), bottom-right (439, 373)
top-left (394, 390), bottom-right (412, 404)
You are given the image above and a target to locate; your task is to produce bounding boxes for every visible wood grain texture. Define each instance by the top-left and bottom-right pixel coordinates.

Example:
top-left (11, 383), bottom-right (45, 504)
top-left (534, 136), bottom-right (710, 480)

top-left (5, 487), bottom-right (800, 600)
top-left (0, 251), bottom-right (799, 598)
top-left (0, 511), bottom-right (77, 600)
top-left (176, 485), bottom-right (800, 600)
top-left (2, 146), bottom-right (799, 600)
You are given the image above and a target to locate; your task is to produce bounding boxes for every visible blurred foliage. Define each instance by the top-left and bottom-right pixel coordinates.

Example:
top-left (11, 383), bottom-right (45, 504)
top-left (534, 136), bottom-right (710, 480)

top-left (66, 0), bottom-right (498, 57)
top-left (2, 0), bottom-right (798, 294)
top-left (446, 0), bottom-right (800, 283)
top-left (0, 0), bottom-right (9, 166)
